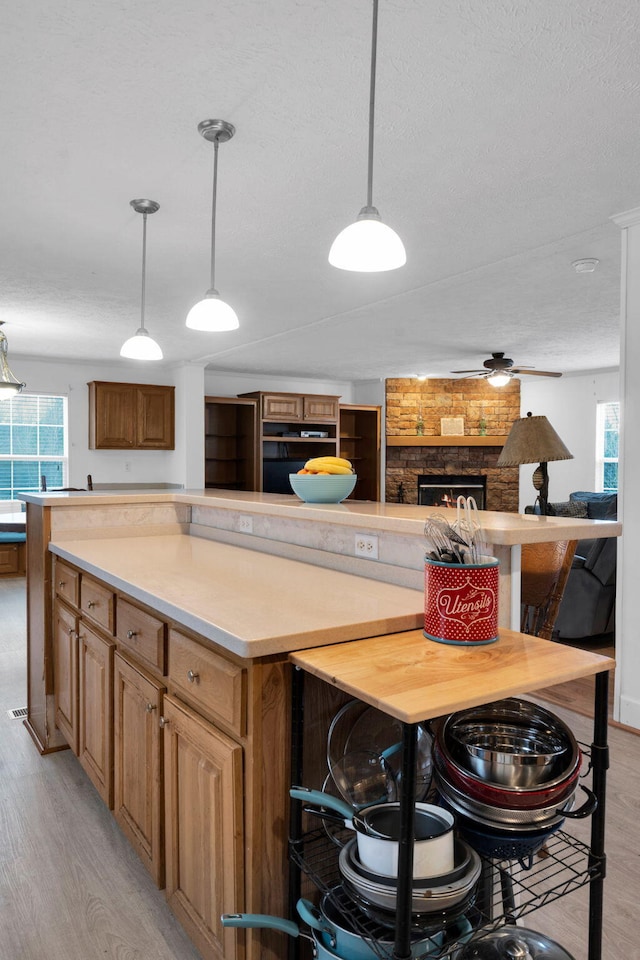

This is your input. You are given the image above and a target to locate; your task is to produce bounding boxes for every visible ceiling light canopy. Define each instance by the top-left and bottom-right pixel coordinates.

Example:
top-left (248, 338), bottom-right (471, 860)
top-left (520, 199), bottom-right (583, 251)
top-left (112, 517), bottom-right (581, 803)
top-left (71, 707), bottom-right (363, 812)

top-left (186, 119), bottom-right (239, 332)
top-left (486, 371), bottom-right (513, 388)
top-left (120, 200), bottom-right (163, 361)
top-left (329, 0), bottom-right (406, 273)
top-left (0, 323), bottom-right (26, 398)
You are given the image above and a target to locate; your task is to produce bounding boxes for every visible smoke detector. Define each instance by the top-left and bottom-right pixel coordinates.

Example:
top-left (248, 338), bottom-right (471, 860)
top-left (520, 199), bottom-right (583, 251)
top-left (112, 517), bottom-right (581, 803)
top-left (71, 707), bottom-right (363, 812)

top-left (572, 258), bottom-right (599, 274)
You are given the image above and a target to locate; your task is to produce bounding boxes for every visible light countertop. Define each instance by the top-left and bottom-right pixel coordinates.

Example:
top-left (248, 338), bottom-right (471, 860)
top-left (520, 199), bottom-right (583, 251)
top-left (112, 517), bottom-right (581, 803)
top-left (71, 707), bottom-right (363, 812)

top-left (23, 489), bottom-right (622, 545)
top-left (49, 533), bottom-right (424, 659)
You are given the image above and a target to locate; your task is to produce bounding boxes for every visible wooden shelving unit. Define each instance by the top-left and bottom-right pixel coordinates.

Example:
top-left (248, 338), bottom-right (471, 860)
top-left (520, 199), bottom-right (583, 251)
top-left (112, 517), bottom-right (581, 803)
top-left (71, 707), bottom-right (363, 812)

top-left (339, 403), bottom-right (381, 501)
top-left (204, 396), bottom-right (258, 491)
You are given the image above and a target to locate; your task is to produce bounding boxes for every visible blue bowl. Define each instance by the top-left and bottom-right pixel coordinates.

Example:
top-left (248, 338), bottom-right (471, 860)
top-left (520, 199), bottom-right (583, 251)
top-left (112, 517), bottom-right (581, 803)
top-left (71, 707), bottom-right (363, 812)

top-left (289, 473), bottom-right (357, 503)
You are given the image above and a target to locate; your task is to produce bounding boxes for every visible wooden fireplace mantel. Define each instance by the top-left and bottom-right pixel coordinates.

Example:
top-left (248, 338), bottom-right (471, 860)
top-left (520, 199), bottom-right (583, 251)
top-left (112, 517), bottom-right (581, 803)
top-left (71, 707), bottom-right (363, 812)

top-left (386, 435), bottom-right (508, 447)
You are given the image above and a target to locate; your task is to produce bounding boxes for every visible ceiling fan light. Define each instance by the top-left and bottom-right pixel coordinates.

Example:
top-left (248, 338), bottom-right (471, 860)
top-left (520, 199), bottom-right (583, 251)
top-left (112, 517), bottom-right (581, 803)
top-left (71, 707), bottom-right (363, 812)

top-left (186, 291), bottom-right (239, 331)
top-left (329, 213), bottom-right (406, 272)
top-left (487, 371), bottom-right (512, 388)
top-left (120, 328), bottom-right (163, 361)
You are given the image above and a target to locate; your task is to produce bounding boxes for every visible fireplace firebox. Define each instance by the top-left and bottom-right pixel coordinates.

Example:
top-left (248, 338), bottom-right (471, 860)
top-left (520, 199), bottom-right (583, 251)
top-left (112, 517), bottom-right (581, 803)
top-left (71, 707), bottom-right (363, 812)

top-left (417, 474), bottom-right (487, 509)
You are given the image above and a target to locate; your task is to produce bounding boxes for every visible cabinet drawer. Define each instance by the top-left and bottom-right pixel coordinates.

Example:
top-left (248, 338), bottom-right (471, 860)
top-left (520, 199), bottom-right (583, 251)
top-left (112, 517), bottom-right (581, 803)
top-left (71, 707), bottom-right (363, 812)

top-left (80, 577), bottom-right (115, 634)
top-left (0, 543), bottom-right (20, 574)
top-left (55, 560), bottom-right (80, 607)
top-left (168, 629), bottom-right (246, 736)
top-left (117, 599), bottom-right (167, 675)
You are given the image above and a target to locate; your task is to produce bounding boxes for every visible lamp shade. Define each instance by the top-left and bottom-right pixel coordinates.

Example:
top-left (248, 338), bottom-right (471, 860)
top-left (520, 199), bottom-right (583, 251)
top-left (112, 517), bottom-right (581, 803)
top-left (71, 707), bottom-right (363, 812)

top-left (120, 327), bottom-right (163, 360)
top-left (185, 291), bottom-right (239, 331)
top-left (497, 413), bottom-right (573, 466)
top-left (329, 212), bottom-right (407, 272)
top-left (487, 371), bottom-right (512, 388)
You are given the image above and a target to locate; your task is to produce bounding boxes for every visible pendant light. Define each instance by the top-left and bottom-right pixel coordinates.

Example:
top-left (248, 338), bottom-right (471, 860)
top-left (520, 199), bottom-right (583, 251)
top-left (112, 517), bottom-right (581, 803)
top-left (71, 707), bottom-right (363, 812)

top-left (120, 199), bottom-right (163, 361)
top-left (0, 322), bottom-right (26, 398)
top-left (329, 0), bottom-right (406, 272)
top-left (186, 119), bottom-right (239, 331)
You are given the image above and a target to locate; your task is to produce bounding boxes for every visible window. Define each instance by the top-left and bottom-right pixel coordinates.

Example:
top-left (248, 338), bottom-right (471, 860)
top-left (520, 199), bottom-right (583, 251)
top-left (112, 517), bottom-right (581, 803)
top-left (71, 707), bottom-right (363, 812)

top-left (596, 401), bottom-right (619, 493)
top-left (0, 394), bottom-right (68, 502)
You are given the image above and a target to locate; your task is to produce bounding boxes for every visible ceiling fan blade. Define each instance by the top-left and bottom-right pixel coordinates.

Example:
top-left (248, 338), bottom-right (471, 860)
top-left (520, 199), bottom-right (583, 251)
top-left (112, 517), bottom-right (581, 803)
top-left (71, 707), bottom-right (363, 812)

top-left (450, 369), bottom-right (485, 374)
top-left (512, 369), bottom-right (562, 377)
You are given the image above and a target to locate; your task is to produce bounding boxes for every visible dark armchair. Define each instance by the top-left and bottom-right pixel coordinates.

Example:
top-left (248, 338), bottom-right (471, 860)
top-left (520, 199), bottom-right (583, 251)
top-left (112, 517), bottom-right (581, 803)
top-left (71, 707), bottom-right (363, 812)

top-left (552, 492), bottom-right (617, 641)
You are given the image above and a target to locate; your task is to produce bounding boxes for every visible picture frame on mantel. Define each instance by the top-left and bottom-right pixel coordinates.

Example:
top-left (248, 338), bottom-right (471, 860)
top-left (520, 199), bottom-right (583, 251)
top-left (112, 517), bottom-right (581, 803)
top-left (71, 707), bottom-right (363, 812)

top-left (440, 417), bottom-right (465, 436)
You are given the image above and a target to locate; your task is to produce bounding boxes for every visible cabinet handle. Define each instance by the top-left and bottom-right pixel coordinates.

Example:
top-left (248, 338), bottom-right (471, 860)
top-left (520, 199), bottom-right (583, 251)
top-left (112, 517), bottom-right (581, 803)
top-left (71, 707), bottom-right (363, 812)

top-left (87, 601), bottom-right (96, 609)
top-left (126, 629), bottom-right (138, 640)
top-left (145, 702), bottom-right (157, 713)
top-left (159, 716), bottom-right (169, 728)
top-left (59, 580), bottom-right (66, 587)
top-left (187, 669), bottom-right (199, 684)
top-left (68, 627), bottom-right (75, 637)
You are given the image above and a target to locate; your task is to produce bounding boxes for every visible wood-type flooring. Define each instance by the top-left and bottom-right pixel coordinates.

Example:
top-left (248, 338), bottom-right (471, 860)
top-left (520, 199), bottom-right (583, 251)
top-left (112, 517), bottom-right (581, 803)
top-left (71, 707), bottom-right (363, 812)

top-left (0, 579), bottom-right (638, 959)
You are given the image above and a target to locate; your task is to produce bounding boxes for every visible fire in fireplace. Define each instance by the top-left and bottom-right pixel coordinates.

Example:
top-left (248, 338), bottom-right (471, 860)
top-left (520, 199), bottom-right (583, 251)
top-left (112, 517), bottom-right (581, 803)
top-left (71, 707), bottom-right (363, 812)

top-left (417, 474), bottom-right (487, 509)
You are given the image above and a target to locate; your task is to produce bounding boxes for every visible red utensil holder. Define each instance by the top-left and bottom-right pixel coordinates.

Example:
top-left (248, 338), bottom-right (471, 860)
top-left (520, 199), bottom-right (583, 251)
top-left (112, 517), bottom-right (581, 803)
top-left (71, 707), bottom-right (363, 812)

top-left (424, 556), bottom-right (499, 645)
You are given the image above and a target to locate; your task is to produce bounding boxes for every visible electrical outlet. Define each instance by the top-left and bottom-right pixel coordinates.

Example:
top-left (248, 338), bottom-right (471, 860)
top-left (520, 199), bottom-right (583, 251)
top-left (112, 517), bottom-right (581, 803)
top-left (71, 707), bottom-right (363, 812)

top-left (124, 461), bottom-right (131, 472)
top-left (238, 515), bottom-right (253, 534)
top-left (355, 534), bottom-right (378, 559)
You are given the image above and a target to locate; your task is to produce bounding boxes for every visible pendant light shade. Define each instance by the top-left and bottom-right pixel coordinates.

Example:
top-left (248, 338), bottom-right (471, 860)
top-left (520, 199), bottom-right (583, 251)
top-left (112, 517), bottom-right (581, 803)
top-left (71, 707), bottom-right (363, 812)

top-left (120, 199), bottom-right (163, 361)
top-left (0, 323), bottom-right (26, 398)
top-left (329, 0), bottom-right (406, 272)
top-left (186, 119), bottom-right (239, 332)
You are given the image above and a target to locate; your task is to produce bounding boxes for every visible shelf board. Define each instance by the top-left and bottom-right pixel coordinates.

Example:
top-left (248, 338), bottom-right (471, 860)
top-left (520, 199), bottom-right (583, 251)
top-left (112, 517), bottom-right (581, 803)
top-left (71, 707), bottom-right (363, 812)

top-left (386, 435), bottom-right (508, 447)
top-left (262, 436), bottom-right (337, 443)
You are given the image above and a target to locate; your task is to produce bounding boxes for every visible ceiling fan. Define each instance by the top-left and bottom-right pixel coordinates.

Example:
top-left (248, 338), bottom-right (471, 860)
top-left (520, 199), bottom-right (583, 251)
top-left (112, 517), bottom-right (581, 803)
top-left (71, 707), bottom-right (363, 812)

top-left (450, 352), bottom-right (562, 386)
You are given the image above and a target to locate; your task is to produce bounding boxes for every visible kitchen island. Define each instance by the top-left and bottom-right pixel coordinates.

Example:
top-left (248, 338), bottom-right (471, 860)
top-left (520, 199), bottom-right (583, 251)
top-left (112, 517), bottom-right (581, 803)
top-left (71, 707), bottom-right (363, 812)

top-left (19, 490), bottom-right (619, 960)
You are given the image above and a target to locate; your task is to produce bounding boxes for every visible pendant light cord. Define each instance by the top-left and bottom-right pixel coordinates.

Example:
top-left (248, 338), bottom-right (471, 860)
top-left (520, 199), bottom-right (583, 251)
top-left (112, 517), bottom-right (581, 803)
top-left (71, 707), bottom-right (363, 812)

top-left (366, 0), bottom-right (379, 210)
top-left (140, 212), bottom-right (148, 331)
top-left (210, 138), bottom-right (219, 291)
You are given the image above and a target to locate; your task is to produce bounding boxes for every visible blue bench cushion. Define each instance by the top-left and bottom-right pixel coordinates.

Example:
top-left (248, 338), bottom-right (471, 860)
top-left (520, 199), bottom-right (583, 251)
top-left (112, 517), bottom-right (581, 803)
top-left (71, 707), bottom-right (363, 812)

top-left (0, 532), bottom-right (26, 543)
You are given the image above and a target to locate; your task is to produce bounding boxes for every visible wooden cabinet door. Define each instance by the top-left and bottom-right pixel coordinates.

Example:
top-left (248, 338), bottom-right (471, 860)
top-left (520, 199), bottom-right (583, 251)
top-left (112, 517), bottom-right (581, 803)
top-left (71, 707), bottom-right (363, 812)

top-left (53, 600), bottom-right (79, 753)
top-left (78, 621), bottom-right (114, 808)
top-left (113, 653), bottom-right (165, 887)
top-left (303, 396), bottom-right (339, 421)
top-left (137, 384), bottom-right (175, 450)
top-left (89, 381), bottom-right (136, 448)
top-left (163, 695), bottom-right (244, 960)
top-left (261, 393), bottom-right (303, 421)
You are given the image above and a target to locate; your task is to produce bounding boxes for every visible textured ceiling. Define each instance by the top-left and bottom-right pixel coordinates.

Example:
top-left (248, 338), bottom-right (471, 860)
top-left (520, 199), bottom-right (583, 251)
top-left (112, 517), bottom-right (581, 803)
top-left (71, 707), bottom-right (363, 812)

top-left (1, 0), bottom-right (637, 381)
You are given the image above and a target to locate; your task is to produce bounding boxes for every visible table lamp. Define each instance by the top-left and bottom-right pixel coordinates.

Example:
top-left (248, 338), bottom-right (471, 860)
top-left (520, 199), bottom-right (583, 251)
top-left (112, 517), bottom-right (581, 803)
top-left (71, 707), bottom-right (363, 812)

top-left (497, 412), bottom-right (573, 515)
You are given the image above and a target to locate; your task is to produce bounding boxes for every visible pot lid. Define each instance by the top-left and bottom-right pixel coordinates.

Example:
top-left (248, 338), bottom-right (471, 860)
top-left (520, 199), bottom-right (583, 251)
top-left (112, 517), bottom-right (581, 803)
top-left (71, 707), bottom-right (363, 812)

top-left (454, 927), bottom-right (575, 960)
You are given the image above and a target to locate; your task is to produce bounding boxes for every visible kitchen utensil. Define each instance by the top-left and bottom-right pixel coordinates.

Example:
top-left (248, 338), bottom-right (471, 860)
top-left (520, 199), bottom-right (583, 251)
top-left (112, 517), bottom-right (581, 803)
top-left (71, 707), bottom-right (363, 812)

top-left (327, 699), bottom-right (432, 802)
top-left (338, 837), bottom-right (481, 914)
top-left (290, 787), bottom-right (455, 878)
top-left (452, 925), bottom-right (576, 960)
top-left (424, 554), bottom-right (500, 645)
top-left (434, 768), bottom-right (579, 826)
top-left (342, 705), bottom-right (433, 801)
top-left (455, 496), bottom-right (482, 563)
top-left (436, 699), bottom-right (581, 805)
top-left (330, 750), bottom-right (397, 808)
top-left (446, 805), bottom-right (565, 869)
top-left (424, 515), bottom-right (468, 563)
top-left (296, 889), bottom-right (448, 960)
top-left (434, 741), bottom-right (581, 812)
top-left (221, 911), bottom-right (342, 960)
top-left (450, 721), bottom-right (568, 787)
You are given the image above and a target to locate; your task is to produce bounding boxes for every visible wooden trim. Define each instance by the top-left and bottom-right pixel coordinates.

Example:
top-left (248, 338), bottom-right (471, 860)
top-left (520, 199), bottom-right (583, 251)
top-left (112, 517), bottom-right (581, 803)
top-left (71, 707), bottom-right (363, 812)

top-left (386, 435), bottom-right (508, 447)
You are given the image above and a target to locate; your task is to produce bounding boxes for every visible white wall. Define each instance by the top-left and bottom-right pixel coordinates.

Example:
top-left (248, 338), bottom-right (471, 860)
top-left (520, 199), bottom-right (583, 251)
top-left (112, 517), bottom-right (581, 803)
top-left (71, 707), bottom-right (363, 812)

top-left (518, 370), bottom-right (619, 511)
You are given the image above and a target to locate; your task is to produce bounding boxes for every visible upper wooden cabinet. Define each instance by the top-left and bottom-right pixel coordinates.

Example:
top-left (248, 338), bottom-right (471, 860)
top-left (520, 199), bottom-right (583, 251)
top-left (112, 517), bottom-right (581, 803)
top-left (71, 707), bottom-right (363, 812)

top-left (88, 381), bottom-right (175, 450)
top-left (240, 391), bottom-right (340, 423)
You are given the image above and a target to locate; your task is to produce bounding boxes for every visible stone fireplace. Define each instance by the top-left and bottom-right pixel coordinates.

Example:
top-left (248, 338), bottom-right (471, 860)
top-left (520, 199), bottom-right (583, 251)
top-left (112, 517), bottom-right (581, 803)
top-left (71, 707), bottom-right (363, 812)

top-left (385, 378), bottom-right (520, 512)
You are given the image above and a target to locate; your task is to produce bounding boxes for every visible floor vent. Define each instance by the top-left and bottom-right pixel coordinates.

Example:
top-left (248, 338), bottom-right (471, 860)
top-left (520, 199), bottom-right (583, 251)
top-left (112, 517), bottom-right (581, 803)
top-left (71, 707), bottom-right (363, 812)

top-left (7, 707), bottom-right (27, 720)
